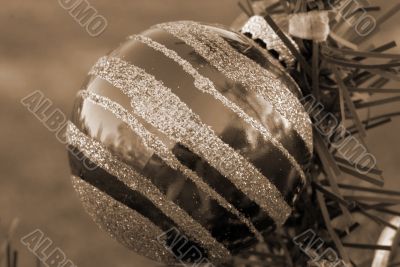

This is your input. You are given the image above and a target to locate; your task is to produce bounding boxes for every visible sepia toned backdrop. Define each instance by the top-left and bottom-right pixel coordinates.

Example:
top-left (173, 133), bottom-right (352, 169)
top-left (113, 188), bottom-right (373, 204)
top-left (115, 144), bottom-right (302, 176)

top-left (1, 1), bottom-right (399, 266)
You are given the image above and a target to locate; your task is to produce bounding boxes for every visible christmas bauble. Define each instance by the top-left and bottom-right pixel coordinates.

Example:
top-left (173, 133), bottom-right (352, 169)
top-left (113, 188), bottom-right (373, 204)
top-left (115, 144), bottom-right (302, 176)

top-left (66, 21), bottom-right (313, 265)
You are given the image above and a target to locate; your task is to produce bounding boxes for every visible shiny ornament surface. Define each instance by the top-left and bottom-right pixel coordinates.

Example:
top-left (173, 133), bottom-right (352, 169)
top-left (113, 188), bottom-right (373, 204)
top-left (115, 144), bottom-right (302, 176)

top-left (66, 21), bottom-right (313, 265)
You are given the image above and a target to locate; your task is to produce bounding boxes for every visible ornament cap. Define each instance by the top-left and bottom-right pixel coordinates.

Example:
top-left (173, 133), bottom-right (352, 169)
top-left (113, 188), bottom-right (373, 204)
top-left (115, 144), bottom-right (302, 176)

top-left (241, 15), bottom-right (298, 68)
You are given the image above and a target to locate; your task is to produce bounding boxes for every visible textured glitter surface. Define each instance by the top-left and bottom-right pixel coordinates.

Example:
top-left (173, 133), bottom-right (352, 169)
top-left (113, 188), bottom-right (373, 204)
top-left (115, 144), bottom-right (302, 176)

top-left (67, 122), bottom-right (231, 261)
top-left (79, 90), bottom-right (264, 242)
top-left (130, 34), bottom-right (306, 184)
top-left (241, 15), bottom-right (298, 68)
top-left (71, 175), bottom-right (176, 264)
top-left (155, 21), bottom-right (312, 153)
top-left (89, 56), bottom-right (292, 225)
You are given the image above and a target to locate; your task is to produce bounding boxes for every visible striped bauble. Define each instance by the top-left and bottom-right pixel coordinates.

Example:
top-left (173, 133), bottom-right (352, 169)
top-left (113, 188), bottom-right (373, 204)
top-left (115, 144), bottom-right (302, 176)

top-left (67, 21), bottom-right (313, 265)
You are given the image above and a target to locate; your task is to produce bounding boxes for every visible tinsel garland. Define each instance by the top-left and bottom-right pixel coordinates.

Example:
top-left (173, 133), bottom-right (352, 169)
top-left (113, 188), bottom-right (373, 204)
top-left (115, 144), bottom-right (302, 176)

top-left (230, 0), bottom-right (400, 266)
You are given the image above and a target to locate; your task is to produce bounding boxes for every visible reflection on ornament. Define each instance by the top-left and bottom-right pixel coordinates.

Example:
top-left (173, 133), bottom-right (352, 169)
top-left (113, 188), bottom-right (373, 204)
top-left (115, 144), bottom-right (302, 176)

top-left (67, 21), bottom-right (312, 265)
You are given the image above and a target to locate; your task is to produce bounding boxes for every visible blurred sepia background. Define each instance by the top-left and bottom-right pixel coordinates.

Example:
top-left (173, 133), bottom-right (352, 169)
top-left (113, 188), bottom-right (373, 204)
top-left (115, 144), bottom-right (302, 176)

top-left (0, 0), bottom-right (399, 266)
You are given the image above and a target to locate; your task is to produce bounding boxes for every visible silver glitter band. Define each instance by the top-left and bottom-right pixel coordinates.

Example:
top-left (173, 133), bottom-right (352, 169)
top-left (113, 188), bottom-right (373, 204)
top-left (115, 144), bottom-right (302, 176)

top-left (89, 56), bottom-right (292, 225)
top-left (130, 34), bottom-right (306, 184)
top-left (71, 175), bottom-right (176, 264)
top-left (79, 90), bottom-right (264, 242)
top-left (67, 122), bottom-right (230, 261)
top-left (155, 21), bottom-right (312, 153)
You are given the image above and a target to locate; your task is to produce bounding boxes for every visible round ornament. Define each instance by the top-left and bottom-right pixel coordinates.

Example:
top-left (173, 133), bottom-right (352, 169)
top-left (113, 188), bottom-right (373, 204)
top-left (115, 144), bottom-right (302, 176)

top-left (66, 21), bottom-right (313, 265)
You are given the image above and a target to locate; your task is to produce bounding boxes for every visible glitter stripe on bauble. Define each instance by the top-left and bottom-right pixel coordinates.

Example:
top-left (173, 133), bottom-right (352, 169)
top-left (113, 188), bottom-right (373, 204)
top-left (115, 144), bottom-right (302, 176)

top-left (69, 155), bottom-right (212, 263)
top-left (154, 21), bottom-right (313, 153)
top-left (70, 175), bottom-right (177, 264)
top-left (89, 56), bottom-right (292, 225)
top-left (78, 90), bottom-right (265, 242)
top-left (129, 34), bottom-right (307, 185)
top-left (66, 122), bottom-right (231, 261)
